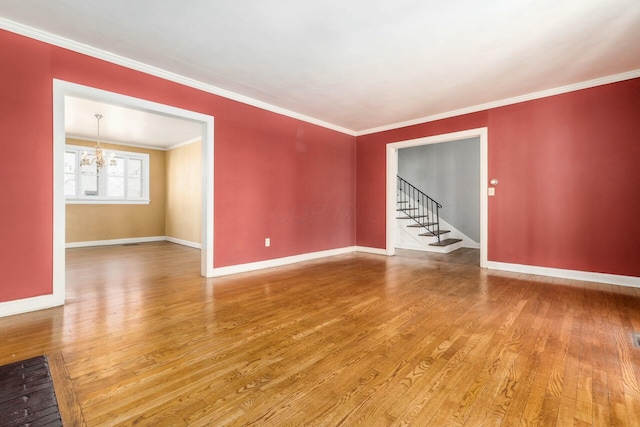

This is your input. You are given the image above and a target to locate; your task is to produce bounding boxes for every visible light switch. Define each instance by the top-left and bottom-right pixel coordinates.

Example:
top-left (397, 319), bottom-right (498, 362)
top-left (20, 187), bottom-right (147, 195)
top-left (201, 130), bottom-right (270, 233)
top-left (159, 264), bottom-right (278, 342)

top-left (488, 187), bottom-right (495, 196)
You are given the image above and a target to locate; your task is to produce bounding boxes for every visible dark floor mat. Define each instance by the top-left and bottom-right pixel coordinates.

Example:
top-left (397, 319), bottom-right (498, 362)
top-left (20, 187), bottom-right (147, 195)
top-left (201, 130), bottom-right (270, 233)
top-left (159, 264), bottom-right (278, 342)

top-left (0, 356), bottom-right (62, 426)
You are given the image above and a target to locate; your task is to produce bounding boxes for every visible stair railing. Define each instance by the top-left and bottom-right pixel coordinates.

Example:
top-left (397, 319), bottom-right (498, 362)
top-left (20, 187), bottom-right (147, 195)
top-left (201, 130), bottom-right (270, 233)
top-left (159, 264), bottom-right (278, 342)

top-left (397, 175), bottom-right (442, 242)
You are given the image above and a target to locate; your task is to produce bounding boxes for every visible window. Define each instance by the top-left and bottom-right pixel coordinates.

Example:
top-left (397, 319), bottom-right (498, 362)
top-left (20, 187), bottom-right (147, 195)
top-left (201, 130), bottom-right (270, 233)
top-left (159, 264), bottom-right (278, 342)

top-left (65, 144), bottom-right (150, 204)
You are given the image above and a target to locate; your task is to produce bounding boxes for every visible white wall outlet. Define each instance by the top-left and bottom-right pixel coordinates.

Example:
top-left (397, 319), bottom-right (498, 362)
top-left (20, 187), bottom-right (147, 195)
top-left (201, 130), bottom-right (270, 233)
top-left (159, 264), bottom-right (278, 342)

top-left (265, 238), bottom-right (270, 247)
top-left (488, 187), bottom-right (495, 196)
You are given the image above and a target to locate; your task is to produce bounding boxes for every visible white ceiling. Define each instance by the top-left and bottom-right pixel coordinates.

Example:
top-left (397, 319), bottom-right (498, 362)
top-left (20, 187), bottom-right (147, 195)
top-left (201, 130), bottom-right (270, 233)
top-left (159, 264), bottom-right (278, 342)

top-left (65, 97), bottom-right (203, 149)
top-left (1, 0), bottom-right (640, 135)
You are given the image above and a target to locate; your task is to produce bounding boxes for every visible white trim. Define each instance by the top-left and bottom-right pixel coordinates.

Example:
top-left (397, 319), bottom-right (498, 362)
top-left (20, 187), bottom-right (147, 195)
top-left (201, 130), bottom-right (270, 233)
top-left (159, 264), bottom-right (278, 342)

top-left (358, 69), bottom-right (640, 136)
top-left (211, 247), bottom-right (356, 277)
top-left (0, 17), bottom-right (354, 137)
top-left (3, 18), bottom-right (638, 137)
top-left (64, 236), bottom-right (202, 249)
top-left (479, 128), bottom-right (488, 268)
top-left (355, 246), bottom-right (388, 255)
top-left (386, 128), bottom-right (488, 267)
top-left (65, 134), bottom-right (173, 151)
top-left (4, 251), bottom-right (636, 319)
top-left (66, 199), bottom-right (151, 205)
top-left (65, 236), bottom-right (166, 248)
top-left (167, 137), bottom-right (202, 151)
top-left (386, 148), bottom-right (396, 257)
top-left (487, 261), bottom-right (640, 289)
top-left (53, 82), bottom-right (66, 308)
top-left (0, 294), bottom-right (59, 318)
top-left (1, 245), bottom-right (369, 316)
top-left (54, 80), bottom-right (216, 307)
top-left (166, 237), bottom-right (202, 249)
top-left (202, 116), bottom-right (214, 277)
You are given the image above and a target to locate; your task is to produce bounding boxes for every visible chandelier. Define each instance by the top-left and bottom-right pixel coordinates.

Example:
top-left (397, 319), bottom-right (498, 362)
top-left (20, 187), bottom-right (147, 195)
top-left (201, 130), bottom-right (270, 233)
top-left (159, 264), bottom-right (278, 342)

top-left (80, 114), bottom-right (117, 171)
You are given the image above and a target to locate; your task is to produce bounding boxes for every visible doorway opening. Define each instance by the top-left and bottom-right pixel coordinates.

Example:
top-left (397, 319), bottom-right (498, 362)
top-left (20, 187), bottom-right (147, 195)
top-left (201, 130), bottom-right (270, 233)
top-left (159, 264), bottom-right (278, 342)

top-left (52, 80), bottom-right (215, 306)
top-left (386, 128), bottom-right (488, 267)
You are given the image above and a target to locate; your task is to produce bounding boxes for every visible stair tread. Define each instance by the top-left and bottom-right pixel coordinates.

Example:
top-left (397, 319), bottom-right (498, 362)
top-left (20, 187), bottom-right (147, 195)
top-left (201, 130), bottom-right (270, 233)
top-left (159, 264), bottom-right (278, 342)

top-left (396, 200), bottom-right (409, 204)
top-left (396, 207), bottom-right (418, 211)
top-left (429, 238), bottom-right (463, 247)
top-left (419, 230), bottom-right (450, 236)
top-left (397, 215), bottom-right (430, 220)
top-left (406, 222), bottom-right (436, 227)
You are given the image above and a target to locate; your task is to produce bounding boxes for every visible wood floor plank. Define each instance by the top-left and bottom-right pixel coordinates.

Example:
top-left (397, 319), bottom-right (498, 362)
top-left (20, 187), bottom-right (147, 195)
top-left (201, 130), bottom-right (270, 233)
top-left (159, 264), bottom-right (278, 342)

top-left (0, 243), bottom-right (639, 426)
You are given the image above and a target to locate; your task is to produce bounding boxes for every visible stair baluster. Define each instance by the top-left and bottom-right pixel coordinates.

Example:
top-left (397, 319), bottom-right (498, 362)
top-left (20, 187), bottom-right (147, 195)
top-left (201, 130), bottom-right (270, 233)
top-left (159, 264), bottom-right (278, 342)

top-left (397, 175), bottom-right (443, 243)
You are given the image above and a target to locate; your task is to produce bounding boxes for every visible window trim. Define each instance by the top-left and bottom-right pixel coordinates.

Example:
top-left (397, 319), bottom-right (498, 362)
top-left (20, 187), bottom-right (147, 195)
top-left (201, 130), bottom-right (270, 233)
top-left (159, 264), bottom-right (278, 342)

top-left (64, 144), bottom-right (151, 204)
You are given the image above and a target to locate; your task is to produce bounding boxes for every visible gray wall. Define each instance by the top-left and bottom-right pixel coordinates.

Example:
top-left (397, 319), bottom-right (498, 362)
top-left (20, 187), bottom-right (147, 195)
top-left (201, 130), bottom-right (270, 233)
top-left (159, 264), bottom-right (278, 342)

top-left (398, 137), bottom-right (480, 242)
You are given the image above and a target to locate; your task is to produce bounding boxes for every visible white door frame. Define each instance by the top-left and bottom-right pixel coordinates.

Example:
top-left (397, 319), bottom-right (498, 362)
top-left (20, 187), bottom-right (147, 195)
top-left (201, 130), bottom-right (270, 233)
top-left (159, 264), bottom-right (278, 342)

top-left (386, 127), bottom-right (488, 268)
top-left (52, 79), bottom-right (215, 306)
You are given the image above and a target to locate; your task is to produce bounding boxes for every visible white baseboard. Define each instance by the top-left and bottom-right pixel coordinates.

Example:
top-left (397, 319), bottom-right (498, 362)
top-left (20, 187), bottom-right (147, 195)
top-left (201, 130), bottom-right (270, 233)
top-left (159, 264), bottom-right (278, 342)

top-left (1, 245), bottom-right (357, 317)
top-left (0, 294), bottom-right (62, 318)
top-left (66, 236), bottom-right (166, 248)
top-left (6, 248), bottom-right (638, 318)
top-left (355, 246), bottom-right (388, 255)
top-left (486, 261), bottom-right (640, 288)
top-left (211, 246), bottom-right (357, 277)
top-left (166, 236), bottom-right (201, 249)
top-left (66, 236), bottom-right (201, 249)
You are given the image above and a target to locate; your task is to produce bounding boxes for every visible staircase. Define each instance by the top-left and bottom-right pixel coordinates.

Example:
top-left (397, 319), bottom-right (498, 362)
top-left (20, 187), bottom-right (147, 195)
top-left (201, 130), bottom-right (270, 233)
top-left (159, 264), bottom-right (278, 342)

top-left (396, 176), bottom-right (462, 253)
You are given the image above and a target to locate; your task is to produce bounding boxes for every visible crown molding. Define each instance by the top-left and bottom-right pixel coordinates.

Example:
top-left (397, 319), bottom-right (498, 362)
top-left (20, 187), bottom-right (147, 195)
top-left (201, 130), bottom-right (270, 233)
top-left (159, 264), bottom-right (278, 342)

top-left (0, 17), bottom-right (356, 136)
top-left (65, 134), bottom-right (201, 151)
top-left (65, 134), bottom-right (171, 151)
top-left (166, 137), bottom-right (202, 151)
top-left (2, 17), bottom-right (638, 138)
top-left (357, 69), bottom-right (640, 136)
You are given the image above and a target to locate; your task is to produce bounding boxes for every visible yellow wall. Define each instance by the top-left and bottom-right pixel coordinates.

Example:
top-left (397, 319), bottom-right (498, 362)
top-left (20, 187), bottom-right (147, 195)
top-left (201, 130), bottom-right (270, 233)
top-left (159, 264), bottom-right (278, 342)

top-left (65, 138), bottom-right (166, 242)
top-left (165, 141), bottom-right (202, 244)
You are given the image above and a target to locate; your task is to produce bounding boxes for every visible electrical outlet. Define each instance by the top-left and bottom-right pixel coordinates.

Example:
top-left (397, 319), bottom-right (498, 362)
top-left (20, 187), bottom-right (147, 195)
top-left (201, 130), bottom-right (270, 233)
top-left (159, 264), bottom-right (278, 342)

top-left (265, 238), bottom-right (270, 247)
top-left (488, 187), bottom-right (495, 196)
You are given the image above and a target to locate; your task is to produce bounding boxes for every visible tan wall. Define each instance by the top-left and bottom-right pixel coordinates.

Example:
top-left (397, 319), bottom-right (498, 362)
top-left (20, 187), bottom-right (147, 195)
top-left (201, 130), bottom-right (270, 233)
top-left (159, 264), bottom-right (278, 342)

top-left (165, 141), bottom-right (202, 244)
top-left (66, 138), bottom-right (166, 242)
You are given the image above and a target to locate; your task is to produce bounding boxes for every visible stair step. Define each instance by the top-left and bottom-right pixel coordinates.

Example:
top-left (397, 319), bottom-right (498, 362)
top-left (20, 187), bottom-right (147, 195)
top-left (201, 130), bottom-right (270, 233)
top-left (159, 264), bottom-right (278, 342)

top-left (406, 222), bottom-right (436, 227)
top-left (429, 238), bottom-right (463, 247)
top-left (396, 200), bottom-right (409, 204)
top-left (396, 215), bottom-right (426, 221)
top-left (396, 207), bottom-right (417, 211)
top-left (419, 230), bottom-right (450, 236)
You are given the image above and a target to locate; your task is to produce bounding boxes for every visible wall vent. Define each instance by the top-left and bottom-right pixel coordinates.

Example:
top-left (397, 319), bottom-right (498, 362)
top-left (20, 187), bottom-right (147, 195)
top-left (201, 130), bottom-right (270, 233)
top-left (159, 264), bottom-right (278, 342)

top-left (633, 333), bottom-right (640, 348)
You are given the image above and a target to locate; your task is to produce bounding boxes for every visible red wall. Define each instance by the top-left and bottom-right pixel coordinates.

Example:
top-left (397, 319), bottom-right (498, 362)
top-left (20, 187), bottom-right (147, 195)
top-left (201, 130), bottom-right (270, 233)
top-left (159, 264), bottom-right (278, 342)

top-left (0, 30), bottom-right (356, 303)
top-left (357, 78), bottom-right (640, 277)
top-left (2, 28), bottom-right (638, 306)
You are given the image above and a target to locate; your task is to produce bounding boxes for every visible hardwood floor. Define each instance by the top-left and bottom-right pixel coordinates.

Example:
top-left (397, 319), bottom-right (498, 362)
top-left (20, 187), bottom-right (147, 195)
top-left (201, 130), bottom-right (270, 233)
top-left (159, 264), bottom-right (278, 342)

top-left (1, 242), bottom-right (639, 426)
